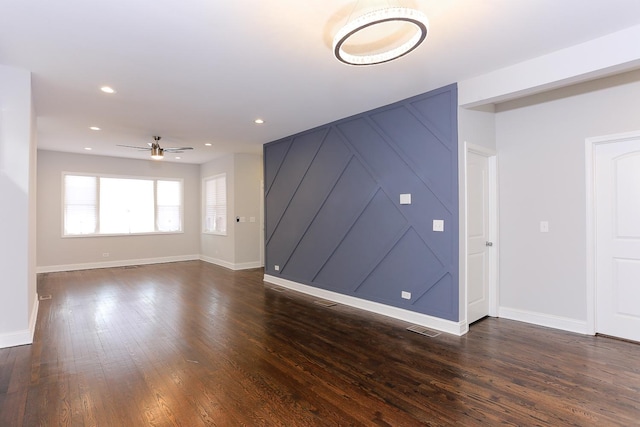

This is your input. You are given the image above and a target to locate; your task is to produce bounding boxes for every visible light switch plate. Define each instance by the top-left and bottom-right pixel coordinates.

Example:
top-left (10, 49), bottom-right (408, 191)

top-left (400, 194), bottom-right (412, 205)
top-left (433, 219), bottom-right (444, 232)
top-left (540, 221), bottom-right (549, 233)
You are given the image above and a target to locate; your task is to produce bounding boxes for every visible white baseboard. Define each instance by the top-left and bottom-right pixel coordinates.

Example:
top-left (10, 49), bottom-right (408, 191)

top-left (36, 254), bottom-right (201, 273)
top-left (200, 255), bottom-right (263, 271)
top-left (0, 296), bottom-right (39, 349)
top-left (264, 274), bottom-right (468, 336)
top-left (498, 306), bottom-right (589, 335)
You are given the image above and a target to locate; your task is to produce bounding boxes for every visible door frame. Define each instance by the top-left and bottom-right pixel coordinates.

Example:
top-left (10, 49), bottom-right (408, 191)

top-left (461, 142), bottom-right (499, 325)
top-left (585, 129), bottom-right (640, 335)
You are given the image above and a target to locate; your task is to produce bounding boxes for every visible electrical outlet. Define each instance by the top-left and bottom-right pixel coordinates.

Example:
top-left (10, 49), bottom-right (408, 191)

top-left (540, 221), bottom-right (549, 233)
top-left (102, 252), bottom-right (109, 257)
top-left (433, 220), bottom-right (444, 232)
top-left (401, 291), bottom-right (411, 300)
top-left (274, 265), bottom-right (280, 271)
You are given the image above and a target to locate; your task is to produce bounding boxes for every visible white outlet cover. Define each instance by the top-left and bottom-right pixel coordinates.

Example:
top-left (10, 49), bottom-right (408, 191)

top-left (540, 221), bottom-right (549, 232)
top-left (401, 291), bottom-right (411, 299)
top-left (433, 219), bottom-right (444, 232)
top-left (274, 265), bottom-right (280, 271)
top-left (400, 194), bottom-right (412, 205)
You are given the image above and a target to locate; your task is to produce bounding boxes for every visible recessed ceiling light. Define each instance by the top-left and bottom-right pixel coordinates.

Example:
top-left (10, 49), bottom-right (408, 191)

top-left (89, 126), bottom-right (101, 131)
top-left (254, 118), bottom-right (265, 124)
top-left (205, 143), bottom-right (212, 146)
top-left (100, 86), bottom-right (116, 94)
top-left (84, 147), bottom-right (92, 151)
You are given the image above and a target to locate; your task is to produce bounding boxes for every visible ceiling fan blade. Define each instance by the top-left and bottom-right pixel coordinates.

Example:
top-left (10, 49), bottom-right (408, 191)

top-left (116, 144), bottom-right (152, 151)
top-left (163, 147), bottom-right (193, 152)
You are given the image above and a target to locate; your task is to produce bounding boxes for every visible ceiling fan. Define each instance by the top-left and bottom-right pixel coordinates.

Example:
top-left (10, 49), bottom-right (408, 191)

top-left (117, 136), bottom-right (193, 160)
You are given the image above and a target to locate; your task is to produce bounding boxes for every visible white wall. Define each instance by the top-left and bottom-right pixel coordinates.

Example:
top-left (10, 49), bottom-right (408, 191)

top-left (233, 154), bottom-right (263, 267)
top-left (458, 105), bottom-right (496, 151)
top-left (37, 150), bottom-right (201, 271)
top-left (200, 153), bottom-right (263, 270)
top-left (0, 64), bottom-right (37, 348)
top-left (495, 70), bottom-right (640, 330)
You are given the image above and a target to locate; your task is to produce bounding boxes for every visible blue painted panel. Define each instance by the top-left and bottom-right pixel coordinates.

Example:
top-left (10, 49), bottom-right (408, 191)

top-left (267, 131), bottom-right (352, 270)
top-left (370, 106), bottom-right (453, 205)
top-left (355, 228), bottom-right (446, 314)
top-left (284, 158), bottom-right (378, 282)
top-left (410, 90), bottom-right (454, 142)
top-left (264, 84), bottom-right (459, 321)
top-left (265, 129), bottom-right (325, 241)
top-left (314, 190), bottom-right (407, 293)
top-left (264, 139), bottom-right (291, 193)
top-left (414, 273), bottom-right (455, 319)
top-left (338, 118), bottom-right (454, 261)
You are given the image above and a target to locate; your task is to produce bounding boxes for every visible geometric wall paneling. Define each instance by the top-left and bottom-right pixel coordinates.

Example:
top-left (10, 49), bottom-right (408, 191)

top-left (283, 158), bottom-right (379, 282)
top-left (265, 128), bottom-right (327, 240)
top-left (369, 106), bottom-right (454, 206)
top-left (264, 137), bottom-right (292, 193)
top-left (264, 84), bottom-right (459, 321)
top-left (413, 273), bottom-right (456, 320)
top-left (313, 189), bottom-right (408, 293)
top-left (409, 87), bottom-right (455, 142)
top-left (266, 129), bottom-right (352, 267)
top-left (354, 227), bottom-right (446, 307)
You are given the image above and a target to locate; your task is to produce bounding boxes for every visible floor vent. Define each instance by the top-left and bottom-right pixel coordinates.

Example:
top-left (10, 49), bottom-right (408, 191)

top-left (407, 325), bottom-right (440, 338)
top-left (39, 295), bottom-right (52, 300)
top-left (313, 300), bottom-right (337, 308)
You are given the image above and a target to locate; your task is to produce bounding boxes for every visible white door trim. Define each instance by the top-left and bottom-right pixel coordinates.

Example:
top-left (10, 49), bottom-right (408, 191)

top-left (585, 129), bottom-right (640, 336)
top-left (462, 142), bottom-right (499, 324)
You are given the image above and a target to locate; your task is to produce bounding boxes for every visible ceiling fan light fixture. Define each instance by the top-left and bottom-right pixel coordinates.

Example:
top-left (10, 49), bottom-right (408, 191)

top-left (151, 146), bottom-right (164, 160)
top-left (333, 7), bottom-right (429, 66)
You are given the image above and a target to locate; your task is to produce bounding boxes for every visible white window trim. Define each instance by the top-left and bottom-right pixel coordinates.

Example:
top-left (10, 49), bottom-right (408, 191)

top-left (61, 171), bottom-right (184, 238)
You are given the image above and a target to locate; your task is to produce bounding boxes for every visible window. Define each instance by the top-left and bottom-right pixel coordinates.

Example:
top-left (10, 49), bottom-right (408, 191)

top-left (63, 173), bottom-right (183, 236)
top-left (203, 174), bottom-right (227, 235)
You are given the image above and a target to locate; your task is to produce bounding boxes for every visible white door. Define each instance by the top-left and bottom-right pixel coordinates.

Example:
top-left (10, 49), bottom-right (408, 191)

top-left (595, 138), bottom-right (640, 342)
top-left (467, 151), bottom-right (491, 324)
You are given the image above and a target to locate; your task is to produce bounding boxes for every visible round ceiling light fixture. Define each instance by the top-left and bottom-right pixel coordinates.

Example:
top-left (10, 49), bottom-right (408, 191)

top-left (333, 7), bottom-right (428, 66)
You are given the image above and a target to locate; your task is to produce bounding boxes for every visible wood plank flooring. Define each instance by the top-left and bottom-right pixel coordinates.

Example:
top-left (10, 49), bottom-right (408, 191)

top-left (1, 260), bottom-right (639, 426)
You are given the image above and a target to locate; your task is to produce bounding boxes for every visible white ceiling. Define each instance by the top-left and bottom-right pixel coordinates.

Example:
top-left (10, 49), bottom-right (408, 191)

top-left (2, 0), bottom-right (640, 164)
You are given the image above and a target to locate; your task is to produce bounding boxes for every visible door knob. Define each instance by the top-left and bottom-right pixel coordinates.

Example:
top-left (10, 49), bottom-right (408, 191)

top-left (486, 241), bottom-right (493, 247)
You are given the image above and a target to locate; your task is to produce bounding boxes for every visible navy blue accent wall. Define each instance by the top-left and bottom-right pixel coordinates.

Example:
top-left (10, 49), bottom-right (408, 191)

top-left (264, 84), bottom-right (459, 321)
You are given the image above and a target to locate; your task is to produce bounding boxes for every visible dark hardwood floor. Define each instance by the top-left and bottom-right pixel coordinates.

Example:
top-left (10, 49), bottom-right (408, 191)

top-left (1, 261), bottom-right (639, 426)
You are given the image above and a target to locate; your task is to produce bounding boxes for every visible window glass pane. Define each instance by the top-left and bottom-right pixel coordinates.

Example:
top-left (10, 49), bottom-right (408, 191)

top-left (63, 174), bottom-right (183, 236)
top-left (64, 175), bottom-right (97, 235)
top-left (204, 175), bottom-right (226, 234)
top-left (99, 178), bottom-right (154, 234)
top-left (157, 180), bottom-right (181, 232)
